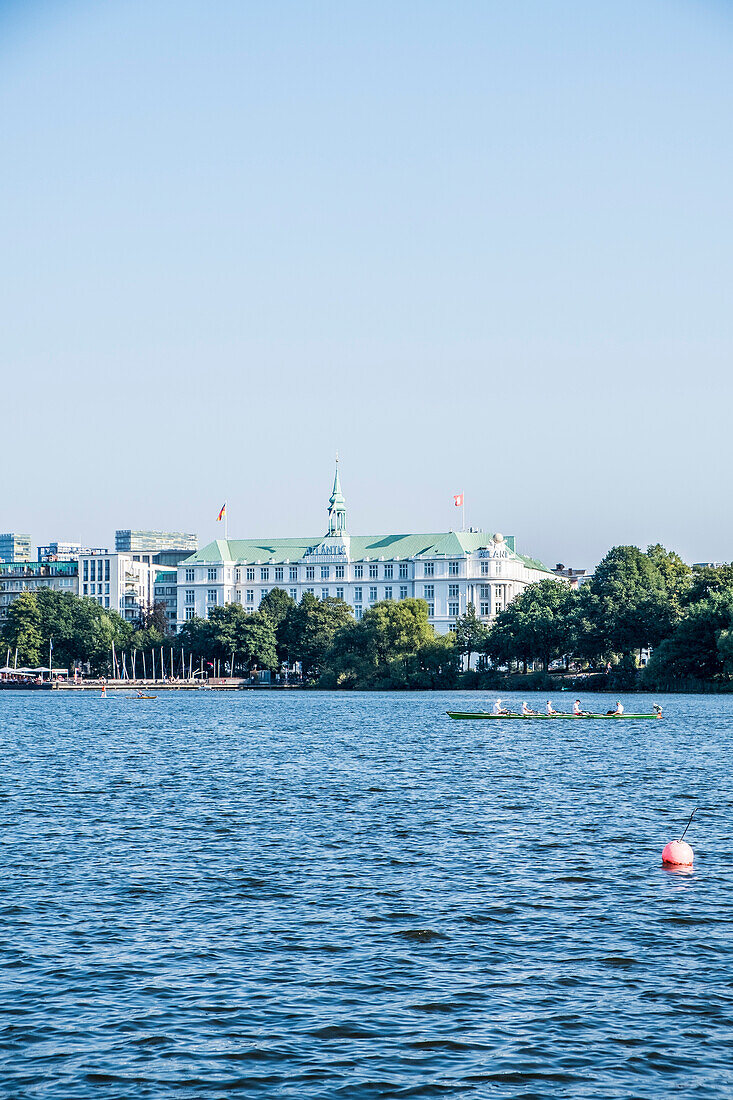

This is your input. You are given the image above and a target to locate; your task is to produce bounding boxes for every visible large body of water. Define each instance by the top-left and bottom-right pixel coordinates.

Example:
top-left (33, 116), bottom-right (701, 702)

top-left (1, 690), bottom-right (732, 1098)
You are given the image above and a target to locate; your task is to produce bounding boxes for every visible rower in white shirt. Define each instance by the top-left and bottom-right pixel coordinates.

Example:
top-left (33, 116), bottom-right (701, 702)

top-left (546, 700), bottom-right (557, 716)
top-left (492, 698), bottom-right (508, 715)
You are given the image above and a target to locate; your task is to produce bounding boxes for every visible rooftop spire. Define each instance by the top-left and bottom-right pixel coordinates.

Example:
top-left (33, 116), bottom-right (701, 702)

top-left (327, 457), bottom-right (347, 535)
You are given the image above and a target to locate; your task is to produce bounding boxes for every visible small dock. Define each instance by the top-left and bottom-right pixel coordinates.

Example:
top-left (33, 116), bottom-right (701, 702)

top-left (54, 678), bottom-right (244, 692)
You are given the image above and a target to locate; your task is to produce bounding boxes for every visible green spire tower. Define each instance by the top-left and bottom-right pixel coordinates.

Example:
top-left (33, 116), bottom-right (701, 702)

top-left (327, 459), bottom-right (347, 536)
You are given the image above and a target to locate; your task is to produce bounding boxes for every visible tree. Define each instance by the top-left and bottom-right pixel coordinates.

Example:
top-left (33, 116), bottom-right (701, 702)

top-left (259, 587), bottom-right (296, 665)
top-left (484, 580), bottom-right (575, 671)
top-left (135, 601), bottom-right (170, 636)
top-left (259, 587), bottom-right (295, 628)
top-left (646, 544), bottom-right (692, 613)
top-left (683, 563), bottom-right (733, 606)
top-left (585, 545), bottom-right (672, 658)
top-left (321, 598), bottom-right (446, 688)
top-left (174, 615), bottom-right (211, 664)
top-left (281, 593), bottom-right (353, 679)
top-left (643, 592), bottom-right (733, 685)
top-left (716, 629), bottom-right (733, 679)
top-left (3, 591), bottom-right (42, 666)
top-left (34, 588), bottom-right (78, 669)
top-left (409, 633), bottom-right (461, 688)
top-left (68, 599), bottom-right (131, 675)
top-left (236, 611), bottom-right (278, 673)
top-left (13, 587), bottom-right (133, 675)
top-left (453, 603), bottom-right (489, 669)
top-left (357, 598), bottom-right (434, 666)
top-left (204, 604), bottom-right (278, 672)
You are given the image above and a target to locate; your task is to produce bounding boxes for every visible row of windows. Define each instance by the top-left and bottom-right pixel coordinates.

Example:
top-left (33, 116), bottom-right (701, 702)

top-left (184, 561), bottom-right (420, 584)
top-left (0, 578), bottom-right (75, 591)
top-left (184, 584), bottom-right (416, 612)
top-left (83, 583), bottom-right (110, 596)
top-left (185, 583), bottom-right (491, 610)
top-left (423, 561), bottom-right (463, 577)
top-left (190, 579), bottom-right (489, 603)
top-left (83, 559), bottom-right (111, 583)
top-left (184, 561), bottom-right (496, 585)
top-left (423, 584), bottom-right (460, 599)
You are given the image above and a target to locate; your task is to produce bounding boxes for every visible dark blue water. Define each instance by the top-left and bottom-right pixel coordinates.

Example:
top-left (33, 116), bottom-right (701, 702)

top-left (1, 690), bottom-right (732, 1098)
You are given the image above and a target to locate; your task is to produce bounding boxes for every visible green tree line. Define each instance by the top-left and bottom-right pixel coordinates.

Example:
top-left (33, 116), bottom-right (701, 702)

top-left (4, 545), bottom-right (733, 687)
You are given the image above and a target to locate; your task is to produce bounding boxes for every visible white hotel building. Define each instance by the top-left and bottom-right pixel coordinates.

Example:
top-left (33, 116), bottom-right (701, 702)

top-left (176, 469), bottom-right (559, 632)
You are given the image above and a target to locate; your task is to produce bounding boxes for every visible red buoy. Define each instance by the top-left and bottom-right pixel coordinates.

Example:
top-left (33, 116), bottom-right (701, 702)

top-left (662, 839), bottom-right (694, 867)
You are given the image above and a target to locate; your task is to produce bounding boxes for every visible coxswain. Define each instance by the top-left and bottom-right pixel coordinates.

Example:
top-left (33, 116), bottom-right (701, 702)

top-left (546, 700), bottom-right (557, 716)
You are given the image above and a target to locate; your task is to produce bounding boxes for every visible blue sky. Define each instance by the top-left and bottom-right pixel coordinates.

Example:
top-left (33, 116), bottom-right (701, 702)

top-left (1, 0), bottom-right (731, 568)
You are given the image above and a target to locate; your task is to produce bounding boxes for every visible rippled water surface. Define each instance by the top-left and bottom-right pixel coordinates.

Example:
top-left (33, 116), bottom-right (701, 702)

top-left (2, 690), bottom-right (732, 1098)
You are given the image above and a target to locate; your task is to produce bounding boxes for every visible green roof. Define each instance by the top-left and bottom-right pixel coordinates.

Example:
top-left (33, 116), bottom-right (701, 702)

top-left (154, 568), bottom-right (176, 582)
top-left (183, 533), bottom-right (553, 573)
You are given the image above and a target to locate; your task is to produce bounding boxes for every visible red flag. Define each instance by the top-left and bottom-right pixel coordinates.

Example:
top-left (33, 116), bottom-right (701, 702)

top-left (217, 503), bottom-right (226, 521)
top-left (453, 493), bottom-right (463, 507)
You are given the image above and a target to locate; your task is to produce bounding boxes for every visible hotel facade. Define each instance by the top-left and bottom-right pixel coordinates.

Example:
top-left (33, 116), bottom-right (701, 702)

top-left (176, 469), bottom-right (560, 632)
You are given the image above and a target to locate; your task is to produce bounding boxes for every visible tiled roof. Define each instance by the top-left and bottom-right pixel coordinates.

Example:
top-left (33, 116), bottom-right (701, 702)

top-left (183, 533), bottom-right (553, 573)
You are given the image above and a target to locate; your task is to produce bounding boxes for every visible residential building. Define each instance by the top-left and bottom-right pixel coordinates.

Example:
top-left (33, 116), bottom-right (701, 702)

top-left (77, 552), bottom-right (155, 621)
top-left (0, 534), bottom-right (31, 563)
top-left (153, 568), bottom-right (178, 632)
top-left (176, 466), bottom-right (560, 632)
top-left (551, 564), bottom-right (587, 589)
top-left (38, 541), bottom-right (106, 562)
top-left (116, 530), bottom-right (198, 554)
top-left (0, 561), bottom-right (78, 622)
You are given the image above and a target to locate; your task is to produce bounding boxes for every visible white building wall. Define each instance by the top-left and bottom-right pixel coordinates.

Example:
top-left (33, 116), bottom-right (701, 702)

top-left (175, 538), bottom-right (560, 633)
top-left (78, 553), bottom-right (154, 620)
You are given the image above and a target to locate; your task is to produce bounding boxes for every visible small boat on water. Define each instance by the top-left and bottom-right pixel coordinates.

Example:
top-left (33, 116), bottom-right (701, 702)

top-left (135, 693), bottom-right (157, 700)
top-left (447, 709), bottom-right (662, 720)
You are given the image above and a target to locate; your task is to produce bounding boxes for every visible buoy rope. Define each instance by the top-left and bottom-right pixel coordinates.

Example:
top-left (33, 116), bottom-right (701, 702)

top-left (680, 807), bottom-right (697, 842)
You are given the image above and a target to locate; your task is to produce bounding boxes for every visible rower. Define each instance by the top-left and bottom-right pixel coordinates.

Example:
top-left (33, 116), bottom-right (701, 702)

top-left (521, 701), bottom-right (534, 716)
top-left (546, 700), bottom-right (557, 716)
top-left (572, 699), bottom-right (585, 716)
top-left (492, 698), bottom-right (508, 715)
top-left (614, 700), bottom-right (624, 715)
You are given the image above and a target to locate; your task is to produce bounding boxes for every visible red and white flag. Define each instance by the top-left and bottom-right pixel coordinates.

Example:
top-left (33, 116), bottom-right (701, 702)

top-left (453, 493), bottom-right (464, 507)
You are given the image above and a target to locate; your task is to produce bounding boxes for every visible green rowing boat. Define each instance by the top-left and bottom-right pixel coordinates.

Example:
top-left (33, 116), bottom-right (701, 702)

top-left (447, 711), bottom-right (662, 720)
